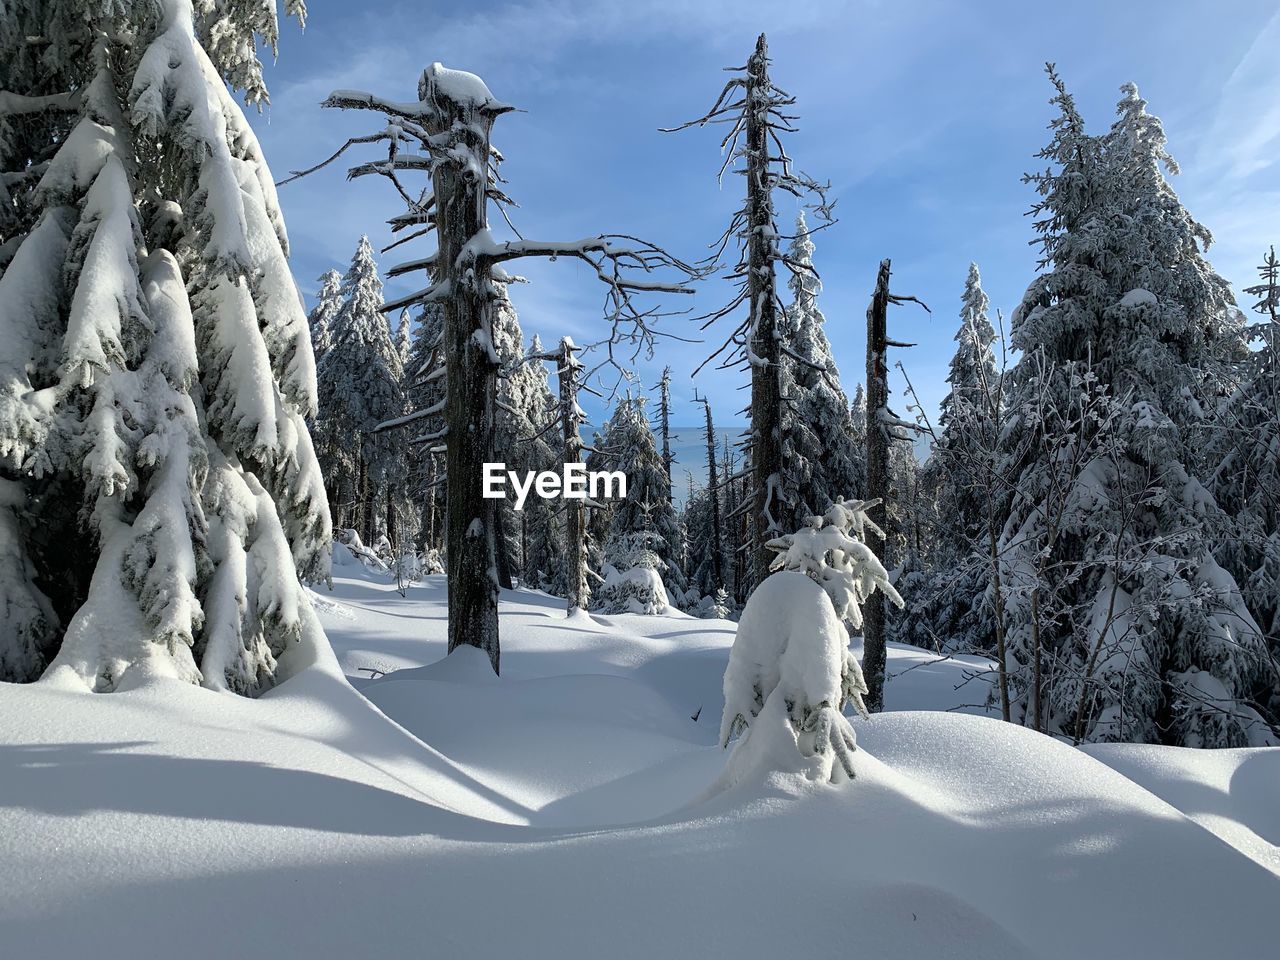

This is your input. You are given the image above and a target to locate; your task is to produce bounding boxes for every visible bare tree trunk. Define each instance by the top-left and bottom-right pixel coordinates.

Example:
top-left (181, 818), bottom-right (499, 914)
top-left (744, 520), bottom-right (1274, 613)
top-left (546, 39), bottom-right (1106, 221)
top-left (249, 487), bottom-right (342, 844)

top-left (658, 366), bottom-right (673, 485)
top-left (988, 510), bottom-right (1012, 722)
top-left (358, 453), bottom-right (372, 546)
top-left (863, 259), bottom-right (892, 713)
top-left (699, 397), bottom-right (724, 589)
top-left (430, 86), bottom-right (502, 673)
top-left (557, 339), bottom-right (589, 612)
top-left (494, 502), bottom-right (514, 591)
top-left (745, 34), bottom-right (783, 585)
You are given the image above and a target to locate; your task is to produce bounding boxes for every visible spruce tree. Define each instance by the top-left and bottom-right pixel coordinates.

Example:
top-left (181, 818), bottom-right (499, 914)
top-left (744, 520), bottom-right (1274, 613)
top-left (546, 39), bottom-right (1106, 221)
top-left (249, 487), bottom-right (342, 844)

top-left (308, 269), bottom-right (341, 370)
top-left (0, 0), bottom-right (329, 692)
top-left (313, 236), bottom-right (405, 544)
top-left (997, 69), bottom-right (1272, 745)
top-left (778, 211), bottom-right (864, 530)
top-left (1213, 247), bottom-right (1280, 720)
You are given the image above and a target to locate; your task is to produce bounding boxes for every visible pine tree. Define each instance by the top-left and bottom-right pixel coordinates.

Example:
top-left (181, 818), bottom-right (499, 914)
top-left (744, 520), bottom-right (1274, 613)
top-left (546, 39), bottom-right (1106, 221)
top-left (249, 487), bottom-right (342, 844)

top-left (1213, 247), bottom-right (1280, 720)
top-left (918, 263), bottom-right (1002, 656)
top-left (997, 68), bottom-right (1273, 746)
top-left (313, 237), bottom-right (405, 545)
top-left (396, 308), bottom-right (412, 367)
top-left (0, 0), bottom-right (329, 693)
top-left (593, 394), bottom-right (686, 605)
top-left (779, 211), bottom-right (864, 529)
top-left (308, 269), bottom-right (341, 370)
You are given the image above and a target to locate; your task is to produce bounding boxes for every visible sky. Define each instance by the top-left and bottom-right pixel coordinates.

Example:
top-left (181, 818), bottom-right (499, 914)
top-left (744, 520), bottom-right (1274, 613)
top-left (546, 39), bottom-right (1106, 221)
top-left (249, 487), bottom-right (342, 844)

top-left (248, 0), bottom-right (1280, 485)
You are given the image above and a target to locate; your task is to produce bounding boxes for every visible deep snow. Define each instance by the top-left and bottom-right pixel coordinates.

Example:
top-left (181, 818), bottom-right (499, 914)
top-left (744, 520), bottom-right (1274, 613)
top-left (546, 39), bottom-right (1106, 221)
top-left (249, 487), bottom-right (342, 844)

top-left (2, 560), bottom-right (1278, 959)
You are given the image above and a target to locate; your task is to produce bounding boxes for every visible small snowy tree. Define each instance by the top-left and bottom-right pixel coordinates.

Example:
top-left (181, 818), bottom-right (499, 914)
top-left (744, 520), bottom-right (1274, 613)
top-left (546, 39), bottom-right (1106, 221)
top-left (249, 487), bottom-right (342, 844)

top-left (307, 269), bottom-right (342, 370)
top-left (779, 211), bottom-right (864, 529)
top-left (594, 528), bottom-right (671, 615)
top-left (592, 393), bottom-right (687, 604)
top-left (720, 498), bottom-right (902, 783)
top-left (313, 236), bottom-right (405, 542)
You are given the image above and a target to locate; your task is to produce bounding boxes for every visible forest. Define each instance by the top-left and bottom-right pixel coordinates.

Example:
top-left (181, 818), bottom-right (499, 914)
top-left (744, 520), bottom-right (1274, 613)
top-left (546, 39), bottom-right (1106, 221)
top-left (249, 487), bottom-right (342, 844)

top-left (1, 2), bottom-right (1277, 957)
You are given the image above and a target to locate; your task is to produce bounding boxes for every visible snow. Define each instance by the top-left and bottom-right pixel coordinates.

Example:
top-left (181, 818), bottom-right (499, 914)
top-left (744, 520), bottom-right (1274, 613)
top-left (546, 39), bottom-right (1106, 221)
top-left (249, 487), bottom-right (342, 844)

top-left (3, 564), bottom-right (1278, 958)
top-left (1119, 287), bottom-right (1157, 307)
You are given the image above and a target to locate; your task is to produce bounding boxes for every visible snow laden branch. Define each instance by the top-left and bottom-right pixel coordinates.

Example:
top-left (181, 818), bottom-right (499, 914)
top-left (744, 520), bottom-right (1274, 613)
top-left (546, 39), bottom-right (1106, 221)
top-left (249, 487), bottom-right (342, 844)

top-left (719, 499), bottom-right (903, 784)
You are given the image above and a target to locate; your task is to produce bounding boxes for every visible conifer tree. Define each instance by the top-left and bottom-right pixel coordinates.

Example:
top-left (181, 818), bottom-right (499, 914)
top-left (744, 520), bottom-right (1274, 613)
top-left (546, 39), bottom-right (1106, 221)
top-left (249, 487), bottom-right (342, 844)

top-left (0, 0), bottom-right (329, 692)
top-left (1213, 247), bottom-right (1280, 719)
top-left (779, 211), bottom-right (864, 529)
top-left (308, 269), bottom-right (341, 370)
top-left (313, 236), bottom-right (405, 544)
top-left (997, 69), bottom-right (1272, 745)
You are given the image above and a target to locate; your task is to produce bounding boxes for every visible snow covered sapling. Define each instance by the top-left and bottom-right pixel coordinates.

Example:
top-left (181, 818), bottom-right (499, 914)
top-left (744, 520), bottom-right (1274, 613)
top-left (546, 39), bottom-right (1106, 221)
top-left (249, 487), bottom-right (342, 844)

top-left (594, 529), bottom-right (671, 615)
top-left (719, 499), bottom-right (903, 782)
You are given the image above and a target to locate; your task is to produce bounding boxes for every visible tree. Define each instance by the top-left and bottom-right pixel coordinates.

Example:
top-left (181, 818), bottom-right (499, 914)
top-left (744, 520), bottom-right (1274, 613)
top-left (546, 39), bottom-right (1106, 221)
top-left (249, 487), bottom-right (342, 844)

top-left (313, 236), bottom-right (405, 544)
top-left (308, 269), bottom-right (342, 370)
top-left (0, 0), bottom-right (329, 693)
top-left (594, 527), bottom-right (671, 615)
top-left (593, 393), bottom-right (687, 604)
top-left (311, 64), bottom-right (695, 672)
top-left (719, 499), bottom-right (901, 783)
top-left (668, 34), bottom-right (831, 583)
top-left (1213, 247), bottom-right (1280, 721)
top-left (519, 334), bottom-right (564, 592)
top-left (996, 69), bottom-right (1273, 746)
top-left (779, 211), bottom-right (864, 529)
top-left (862, 259), bottom-right (928, 712)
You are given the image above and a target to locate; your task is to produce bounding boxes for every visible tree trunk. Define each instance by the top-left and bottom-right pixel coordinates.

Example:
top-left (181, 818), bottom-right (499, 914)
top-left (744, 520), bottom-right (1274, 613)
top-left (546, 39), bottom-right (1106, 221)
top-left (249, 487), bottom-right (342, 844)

top-left (702, 400), bottom-right (724, 589)
top-left (494, 502), bottom-right (514, 591)
top-left (745, 34), bottom-right (783, 585)
top-left (558, 339), bottom-right (589, 612)
top-left (863, 259), bottom-right (892, 713)
top-left (427, 76), bottom-right (502, 674)
top-left (358, 453), bottom-right (371, 546)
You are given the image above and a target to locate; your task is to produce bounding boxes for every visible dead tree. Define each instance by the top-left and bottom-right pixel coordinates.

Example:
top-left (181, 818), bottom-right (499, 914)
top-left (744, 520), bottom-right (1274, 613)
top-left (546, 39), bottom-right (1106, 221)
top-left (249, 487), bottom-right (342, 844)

top-left (694, 392), bottom-right (725, 591)
top-left (665, 33), bottom-right (832, 587)
top-left (295, 63), bottom-right (696, 673)
top-left (529, 337), bottom-right (592, 613)
top-left (863, 259), bottom-right (928, 712)
top-left (656, 366), bottom-right (675, 484)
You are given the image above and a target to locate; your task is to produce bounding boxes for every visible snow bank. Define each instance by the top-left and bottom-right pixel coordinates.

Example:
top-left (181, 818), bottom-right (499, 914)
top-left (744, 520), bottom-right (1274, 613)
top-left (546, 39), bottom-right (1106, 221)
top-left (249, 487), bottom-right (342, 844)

top-left (3, 568), bottom-right (1277, 959)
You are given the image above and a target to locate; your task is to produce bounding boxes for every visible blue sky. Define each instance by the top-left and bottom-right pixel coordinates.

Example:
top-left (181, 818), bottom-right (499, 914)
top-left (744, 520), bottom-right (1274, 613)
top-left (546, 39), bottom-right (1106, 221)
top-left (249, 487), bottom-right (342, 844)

top-left (249, 0), bottom-right (1280, 462)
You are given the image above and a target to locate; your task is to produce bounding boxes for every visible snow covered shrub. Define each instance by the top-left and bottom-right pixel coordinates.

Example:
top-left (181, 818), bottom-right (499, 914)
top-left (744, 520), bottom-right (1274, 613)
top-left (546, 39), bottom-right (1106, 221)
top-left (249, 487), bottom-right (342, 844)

top-left (719, 500), bottom-right (903, 782)
top-left (593, 531), bottom-right (670, 615)
top-left (692, 588), bottom-right (732, 620)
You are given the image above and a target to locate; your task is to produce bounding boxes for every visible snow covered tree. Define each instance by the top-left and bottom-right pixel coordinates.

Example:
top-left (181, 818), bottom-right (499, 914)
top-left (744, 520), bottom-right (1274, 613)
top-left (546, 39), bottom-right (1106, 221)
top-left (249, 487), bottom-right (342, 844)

top-left (0, 0), bottom-right (330, 693)
top-left (594, 527), bottom-right (671, 615)
top-left (401, 300), bottom-right (446, 553)
top-left (313, 64), bottom-right (694, 672)
top-left (669, 34), bottom-right (831, 583)
top-left (719, 498), bottom-right (901, 783)
top-left (396, 308), bottom-right (412, 367)
top-left (593, 394), bottom-right (687, 605)
top-left (996, 68), bottom-right (1273, 746)
top-left (307, 269), bottom-right (341, 370)
top-left (313, 236), bottom-right (405, 544)
top-left (1213, 247), bottom-right (1280, 720)
top-left (518, 333), bottom-right (564, 591)
top-left (779, 211), bottom-right (864, 529)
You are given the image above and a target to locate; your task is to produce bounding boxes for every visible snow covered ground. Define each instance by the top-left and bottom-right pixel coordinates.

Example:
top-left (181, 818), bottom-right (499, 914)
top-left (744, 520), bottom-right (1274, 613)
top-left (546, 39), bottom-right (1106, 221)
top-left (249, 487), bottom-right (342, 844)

top-left (3, 560), bottom-right (1278, 959)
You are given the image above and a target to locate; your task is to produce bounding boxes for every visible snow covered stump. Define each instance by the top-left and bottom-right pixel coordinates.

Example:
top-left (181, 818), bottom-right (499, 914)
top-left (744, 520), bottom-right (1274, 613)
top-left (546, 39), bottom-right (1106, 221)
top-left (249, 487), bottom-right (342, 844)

top-left (719, 499), bottom-right (903, 784)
